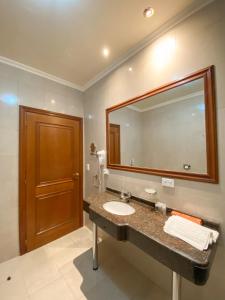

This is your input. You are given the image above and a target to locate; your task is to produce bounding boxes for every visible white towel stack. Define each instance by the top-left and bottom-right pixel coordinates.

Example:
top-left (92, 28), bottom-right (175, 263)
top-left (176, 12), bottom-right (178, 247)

top-left (164, 215), bottom-right (219, 251)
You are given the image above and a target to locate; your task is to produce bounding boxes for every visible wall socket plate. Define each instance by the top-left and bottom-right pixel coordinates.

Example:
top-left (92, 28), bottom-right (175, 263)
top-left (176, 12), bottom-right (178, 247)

top-left (162, 177), bottom-right (175, 188)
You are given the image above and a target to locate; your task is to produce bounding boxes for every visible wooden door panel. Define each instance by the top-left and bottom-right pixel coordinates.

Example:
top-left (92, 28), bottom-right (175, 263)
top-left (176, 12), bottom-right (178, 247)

top-left (37, 123), bottom-right (74, 183)
top-left (19, 106), bottom-right (83, 253)
top-left (36, 190), bottom-right (74, 234)
top-left (36, 180), bottom-right (74, 195)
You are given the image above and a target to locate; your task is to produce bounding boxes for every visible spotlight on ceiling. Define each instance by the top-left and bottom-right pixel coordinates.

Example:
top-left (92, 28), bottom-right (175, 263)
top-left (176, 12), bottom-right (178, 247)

top-left (102, 47), bottom-right (110, 58)
top-left (143, 7), bottom-right (154, 18)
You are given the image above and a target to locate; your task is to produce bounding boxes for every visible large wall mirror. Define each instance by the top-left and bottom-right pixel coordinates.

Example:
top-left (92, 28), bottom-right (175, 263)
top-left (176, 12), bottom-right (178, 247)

top-left (106, 66), bottom-right (218, 183)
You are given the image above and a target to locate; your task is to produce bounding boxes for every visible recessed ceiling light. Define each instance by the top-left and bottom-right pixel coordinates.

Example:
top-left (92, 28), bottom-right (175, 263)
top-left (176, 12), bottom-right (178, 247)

top-left (143, 7), bottom-right (154, 18)
top-left (128, 67), bottom-right (133, 72)
top-left (102, 47), bottom-right (110, 57)
top-left (51, 99), bottom-right (55, 104)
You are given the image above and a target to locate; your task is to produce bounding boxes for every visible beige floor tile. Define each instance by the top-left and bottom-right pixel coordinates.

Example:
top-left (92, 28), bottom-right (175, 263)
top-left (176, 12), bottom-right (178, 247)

top-left (0, 227), bottom-right (168, 300)
top-left (62, 248), bottom-right (105, 299)
top-left (50, 245), bottom-right (87, 270)
top-left (0, 277), bottom-right (29, 300)
top-left (67, 227), bottom-right (92, 242)
top-left (0, 256), bottom-right (21, 285)
top-left (29, 277), bottom-right (74, 300)
top-left (20, 246), bottom-right (50, 265)
top-left (19, 247), bottom-right (61, 295)
top-left (48, 229), bottom-right (93, 271)
top-left (72, 236), bottom-right (93, 249)
top-left (23, 262), bottom-right (61, 295)
top-left (44, 234), bottom-right (75, 257)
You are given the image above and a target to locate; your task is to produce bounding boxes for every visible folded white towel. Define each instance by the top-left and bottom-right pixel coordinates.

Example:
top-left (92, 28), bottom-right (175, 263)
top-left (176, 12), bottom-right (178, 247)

top-left (164, 216), bottom-right (219, 251)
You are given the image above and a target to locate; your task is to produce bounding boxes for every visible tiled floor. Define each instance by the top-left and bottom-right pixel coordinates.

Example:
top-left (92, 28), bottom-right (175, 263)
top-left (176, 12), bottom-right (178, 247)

top-left (0, 227), bottom-right (169, 300)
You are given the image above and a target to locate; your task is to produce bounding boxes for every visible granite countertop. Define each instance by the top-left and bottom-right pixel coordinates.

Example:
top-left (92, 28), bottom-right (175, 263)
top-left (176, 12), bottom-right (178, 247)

top-left (84, 191), bottom-right (220, 285)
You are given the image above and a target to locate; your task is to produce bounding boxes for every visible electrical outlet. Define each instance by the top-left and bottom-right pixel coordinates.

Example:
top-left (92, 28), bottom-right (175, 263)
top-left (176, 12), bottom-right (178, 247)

top-left (162, 177), bottom-right (175, 188)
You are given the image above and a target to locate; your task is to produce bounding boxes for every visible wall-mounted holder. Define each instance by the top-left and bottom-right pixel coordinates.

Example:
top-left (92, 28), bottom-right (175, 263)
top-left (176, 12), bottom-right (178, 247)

top-left (145, 188), bottom-right (157, 202)
top-left (90, 142), bottom-right (97, 157)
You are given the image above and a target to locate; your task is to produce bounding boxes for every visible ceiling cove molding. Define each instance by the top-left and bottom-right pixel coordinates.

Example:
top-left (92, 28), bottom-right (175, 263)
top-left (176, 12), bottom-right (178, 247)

top-left (128, 91), bottom-right (204, 113)
top-left (0, 56), bottom-right (84, 92)
top-left (83, 0), bottom-right (214, 91)
top-left (0, 0), bottom-right (214, 92)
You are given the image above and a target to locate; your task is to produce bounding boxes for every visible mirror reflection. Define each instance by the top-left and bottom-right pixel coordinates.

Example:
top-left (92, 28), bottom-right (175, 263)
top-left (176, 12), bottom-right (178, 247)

top-left (108, 78), bottom-right (207, 174)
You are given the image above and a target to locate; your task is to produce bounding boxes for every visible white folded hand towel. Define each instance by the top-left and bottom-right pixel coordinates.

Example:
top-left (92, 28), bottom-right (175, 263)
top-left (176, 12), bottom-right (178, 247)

top-left (164, 215), bottom-right (219, 251)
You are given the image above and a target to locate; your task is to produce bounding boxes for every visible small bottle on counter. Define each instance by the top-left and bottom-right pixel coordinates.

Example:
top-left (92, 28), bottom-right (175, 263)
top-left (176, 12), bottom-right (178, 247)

top-left (155, 202), bottom-right (167, 216)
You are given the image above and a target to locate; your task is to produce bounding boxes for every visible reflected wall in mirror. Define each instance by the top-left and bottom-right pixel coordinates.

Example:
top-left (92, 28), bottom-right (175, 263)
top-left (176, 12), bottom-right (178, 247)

top-left (106, 66), bottom-right (218, 183)
top-left (109, 78), bottom-right (206, 173)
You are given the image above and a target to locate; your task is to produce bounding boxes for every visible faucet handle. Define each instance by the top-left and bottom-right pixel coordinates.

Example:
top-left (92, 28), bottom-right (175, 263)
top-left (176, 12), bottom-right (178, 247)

top-left (127, 191), bottom-right (132, 198)
top-left (120, 191), bottom-right (131, 202)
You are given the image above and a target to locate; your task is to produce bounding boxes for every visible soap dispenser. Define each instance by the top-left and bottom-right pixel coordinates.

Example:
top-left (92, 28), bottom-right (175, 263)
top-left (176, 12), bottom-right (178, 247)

top-left (144, 188), bottom-right (157, 203)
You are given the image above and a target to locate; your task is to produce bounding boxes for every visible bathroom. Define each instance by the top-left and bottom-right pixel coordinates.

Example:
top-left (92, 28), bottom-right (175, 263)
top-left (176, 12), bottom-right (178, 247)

top-left (0, 0), bottom-right (224, 299)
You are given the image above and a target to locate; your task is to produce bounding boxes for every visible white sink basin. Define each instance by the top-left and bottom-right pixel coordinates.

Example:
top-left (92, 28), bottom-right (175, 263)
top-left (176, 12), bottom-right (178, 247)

top-left (103, 201), bottom-right (135, 216)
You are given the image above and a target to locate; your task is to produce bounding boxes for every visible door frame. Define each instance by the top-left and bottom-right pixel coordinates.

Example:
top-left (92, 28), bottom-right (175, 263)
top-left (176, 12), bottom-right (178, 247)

top-left (19, 105), bottom-right (83, 254)
top-left (109, 123), bottom-right (121, 164)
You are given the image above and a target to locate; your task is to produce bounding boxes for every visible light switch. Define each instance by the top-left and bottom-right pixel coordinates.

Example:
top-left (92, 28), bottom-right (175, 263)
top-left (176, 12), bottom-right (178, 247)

top-left (86, 163), bottom-right (90, 171)
top-left (162, 177), bottom-right (175, 188)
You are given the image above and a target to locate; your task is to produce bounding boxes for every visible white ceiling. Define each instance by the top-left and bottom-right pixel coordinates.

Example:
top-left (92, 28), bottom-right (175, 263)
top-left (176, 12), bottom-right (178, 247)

top-left (0, 0), bottom-right (211, 90)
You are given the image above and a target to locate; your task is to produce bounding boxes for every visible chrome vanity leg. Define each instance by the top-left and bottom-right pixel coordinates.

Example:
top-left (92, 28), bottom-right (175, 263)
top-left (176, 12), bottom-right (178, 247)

top-left (93, 223), bottom-right (98, 270)
top-left (172, 272), bottom-right (181, 300)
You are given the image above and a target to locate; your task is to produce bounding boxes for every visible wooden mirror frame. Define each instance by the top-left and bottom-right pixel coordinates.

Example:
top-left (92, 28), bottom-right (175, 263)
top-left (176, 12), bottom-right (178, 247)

top-left (106, 66), bottom-right (218, 183)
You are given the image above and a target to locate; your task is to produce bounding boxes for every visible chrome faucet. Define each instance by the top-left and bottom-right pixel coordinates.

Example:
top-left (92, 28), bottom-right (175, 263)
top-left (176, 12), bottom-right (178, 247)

top-left (120, 191), bottom-right (132, 203)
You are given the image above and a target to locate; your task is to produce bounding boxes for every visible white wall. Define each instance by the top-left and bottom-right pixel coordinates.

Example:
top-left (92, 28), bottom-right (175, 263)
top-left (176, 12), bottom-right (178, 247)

top-left (84, 1), bottom-right (225, 299)
top-left (0, 62), bottom-right (84, 262)
top-left (109, 95), bottom-right (206, 173)
top-left (142, 96), bottom-right (206, 173)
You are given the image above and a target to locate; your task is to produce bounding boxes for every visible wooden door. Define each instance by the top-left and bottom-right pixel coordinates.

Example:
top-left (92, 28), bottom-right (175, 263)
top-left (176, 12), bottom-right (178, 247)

top-left (109, 123), bottom-right (121, 164)
top-left (19, 106), bottom-right (83, 253)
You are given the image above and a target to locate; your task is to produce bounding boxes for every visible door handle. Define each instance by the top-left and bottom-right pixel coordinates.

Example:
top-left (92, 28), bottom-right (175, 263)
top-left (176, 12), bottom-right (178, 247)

top-left (72, 172), bottom-right (79, 179)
